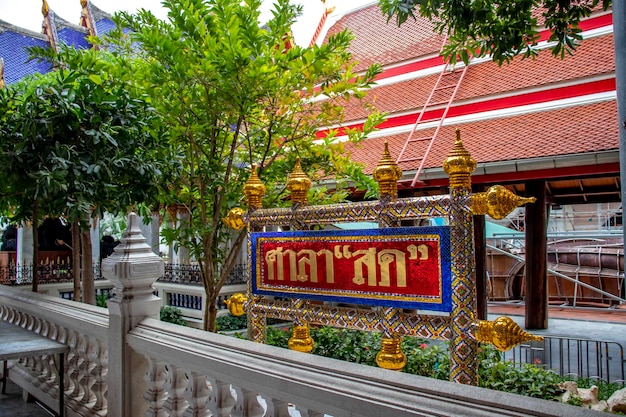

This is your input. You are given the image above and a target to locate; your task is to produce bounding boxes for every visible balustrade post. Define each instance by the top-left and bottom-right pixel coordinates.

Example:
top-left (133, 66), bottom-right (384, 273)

top-left (103, 212), bottom-right (164, 417)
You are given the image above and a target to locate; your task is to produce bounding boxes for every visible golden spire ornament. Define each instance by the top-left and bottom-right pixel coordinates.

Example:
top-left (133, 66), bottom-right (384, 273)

top-left (373, 141), bottom-right (402, 199)
top-left (443, 129), bottom-right (476, 189)
top-left (243, 165), bottom-right (266, 210)
top-left (286, 157), bottom-right (312, 205)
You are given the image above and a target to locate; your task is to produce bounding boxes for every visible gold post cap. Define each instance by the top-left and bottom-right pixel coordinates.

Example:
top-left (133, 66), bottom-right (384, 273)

top-left (376, 337), bottom-right (407, 370)
top-left (286, 157), bottom-right (312, 205)
top-left (443, 129), bottom-right (476, 189)
top-left (243, 165), bottom-right (266, 210)
top-left (373, 141), bottom-right (402, 199)
top-left (288, 323), bottom-right (314, 353)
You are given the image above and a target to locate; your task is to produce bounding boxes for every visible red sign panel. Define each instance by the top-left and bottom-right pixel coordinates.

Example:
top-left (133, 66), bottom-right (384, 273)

top-left (250, 227), bottom-right (451, 312)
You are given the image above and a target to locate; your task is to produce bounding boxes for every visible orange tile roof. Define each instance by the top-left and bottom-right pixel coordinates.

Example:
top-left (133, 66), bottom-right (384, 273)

top-left (346, 100), bottom-right (618, 176)
top-left (339, 34), bottom-right (616, 122)
top-left (325, 5), bottom-right (445, 72)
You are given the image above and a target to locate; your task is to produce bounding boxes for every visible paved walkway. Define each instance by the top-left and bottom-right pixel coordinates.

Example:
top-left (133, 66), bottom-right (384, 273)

top-left (488, 301), bottom-right (626, 346)
top-left (0, 379), bottom-right (53, 417)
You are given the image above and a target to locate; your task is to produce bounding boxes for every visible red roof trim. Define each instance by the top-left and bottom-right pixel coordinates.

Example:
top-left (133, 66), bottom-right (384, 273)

top-left (316, 78), bottom-right (616, 138)
top-left (372, 14), bottom-right (613, 84)
top-left (404, 162), bottom-right (621, 188)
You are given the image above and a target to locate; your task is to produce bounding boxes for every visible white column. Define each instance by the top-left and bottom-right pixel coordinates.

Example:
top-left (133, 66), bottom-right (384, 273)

top-left (103, 212), bottom-right (164, 417)
top-left (139, 214), bottom-right (161, 256)
top-left (16, 223), bottom-right (34, 283)
top-left (90, 217), bottom-right (100, 265)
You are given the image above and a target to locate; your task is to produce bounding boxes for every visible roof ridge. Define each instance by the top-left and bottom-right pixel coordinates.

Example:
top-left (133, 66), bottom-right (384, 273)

top-left (0, 19), bottom-right (47, 40)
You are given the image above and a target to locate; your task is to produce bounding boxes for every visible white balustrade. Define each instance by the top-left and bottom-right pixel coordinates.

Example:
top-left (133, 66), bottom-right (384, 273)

top-left (0, 213), bottom-right (597, 417)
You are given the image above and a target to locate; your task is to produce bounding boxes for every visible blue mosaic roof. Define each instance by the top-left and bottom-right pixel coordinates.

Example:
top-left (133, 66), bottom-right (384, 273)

top-left (0, 30), bottom-right (51, 85)
top-left (95, 18), bottom-right (116, 35)
top-left (57, 27), bottom-right (90, 49)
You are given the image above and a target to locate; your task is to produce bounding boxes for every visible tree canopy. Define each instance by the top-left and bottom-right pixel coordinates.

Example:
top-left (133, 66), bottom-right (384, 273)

top-left (0, 50), bottom-right (175, 295)
top-left (99, 0), bottom-right (384, 330)
top-left (378, 0), bottom-right (612, 65)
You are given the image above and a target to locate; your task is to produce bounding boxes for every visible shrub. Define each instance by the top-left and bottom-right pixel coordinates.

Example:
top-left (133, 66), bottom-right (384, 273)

top-left (216, 314), bottom-right (248, 332)
top-left (160, 306), bottom-right (187, 326)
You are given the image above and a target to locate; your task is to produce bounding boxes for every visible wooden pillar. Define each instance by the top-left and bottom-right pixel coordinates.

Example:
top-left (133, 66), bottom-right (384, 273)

top-left (473, 215), bottom-right (488, 320)
top-left (524, 179), bottom-right (548, 329)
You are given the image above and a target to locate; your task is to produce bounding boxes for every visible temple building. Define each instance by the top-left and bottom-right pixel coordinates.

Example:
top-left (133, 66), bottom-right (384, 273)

top-left (0, 1), bottom-right (622, 321)
top-left (0, 0), bottom-right (114, 86)
top-left (311, 3), bottom-right (621, 324)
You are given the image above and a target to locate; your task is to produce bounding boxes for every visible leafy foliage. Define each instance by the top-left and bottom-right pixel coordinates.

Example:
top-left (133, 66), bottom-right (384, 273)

top-left (262, 326), bottom-right (626, 403)
top-left (216, 313), bottom-right (248, 332)
top-left (477, 345), bottom-right (562, 398)
top-left (378, 0), bottom-right (612, 65)
top-left (160, 306), bottom-right (188, 326)
top-left (98, 0), bottom-right (385, 331)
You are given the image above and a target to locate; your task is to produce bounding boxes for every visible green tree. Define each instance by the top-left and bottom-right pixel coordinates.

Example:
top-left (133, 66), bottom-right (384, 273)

top-left (378, 0), bottom-right (612, 65)
top-left (0, 58), bottom-right (174, 300)
top-left (103, 0), bottom-right (384, 331)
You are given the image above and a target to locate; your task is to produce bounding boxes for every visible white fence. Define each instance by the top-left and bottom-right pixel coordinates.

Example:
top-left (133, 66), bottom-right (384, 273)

top-left (0, 214), bottom-right (605, 417)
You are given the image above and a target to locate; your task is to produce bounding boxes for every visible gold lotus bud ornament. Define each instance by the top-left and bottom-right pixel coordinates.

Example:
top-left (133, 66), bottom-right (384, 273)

top-left (286, 157), bottom-right (312, 205)
top-left (373, 141), bottom-right (402, 199)
top-left (223, 207), bottom-right (245, 230)
top-left (473, 316), bottom-right (543, 351)
top-left (224, 293), bottom-right (248, 316)
top-left (288, 323), bottom-right (314, 353)
top-left (376, 337), bottom-right (407, 371)
top-left (442, 129), bottom-right (476, 189)
top-left (471, 185), bottom-right (536, 220)
top-left (243, 165), bottom-right (266, 210)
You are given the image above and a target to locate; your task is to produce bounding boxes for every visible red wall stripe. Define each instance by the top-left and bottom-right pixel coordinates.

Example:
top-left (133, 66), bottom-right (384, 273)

top-left (316, 78), bottom-right (616, 138)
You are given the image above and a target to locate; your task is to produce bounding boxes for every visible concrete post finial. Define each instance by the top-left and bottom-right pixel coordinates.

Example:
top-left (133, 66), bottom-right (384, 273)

top-left (101, 212), bottom-right (164, 300)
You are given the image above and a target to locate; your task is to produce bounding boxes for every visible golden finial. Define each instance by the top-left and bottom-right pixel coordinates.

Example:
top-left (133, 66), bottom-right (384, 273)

top-left (42, 0), bottom-right (49, 16)
top-left (223, 207), bottom-right (246, 230)
top-left (442, 129), bottom-right (476, 189)
top-left (243, 165), bottom-right (266, 210)
top-left (288, 323), bottom-right (315, 353)
top-left (471, 185), bottom-right (536, 220)
top-left (473, 316), bottom-right (543, 351)
top-left (376, 337), bottom-right (407, 370)
top-left (224, 293), bottom-right (248, 316)
top-left (81, 0), bottom-right (88, 7)
top-left (286, 157), bottom-right (312, 206)
top-left (373, 141), bottom-right (402, 199)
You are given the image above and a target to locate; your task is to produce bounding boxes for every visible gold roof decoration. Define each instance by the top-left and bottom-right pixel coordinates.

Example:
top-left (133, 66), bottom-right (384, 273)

top-left (473, 316), bottom-right (543, 351)
top-left (243, 165), bottom-right (266, 210)
top-left (223, 207), bottom-right (246, 230)
top-left (373, 141), bottom-right (402, 199)
top-left (42, 0), bottom-right (50, 16)
top-left (286, 157), bottom-right (312, 205)
top-left (471, 185), bottom-right (537, 220)
top-left (443, 129), bottom-right (476, 189)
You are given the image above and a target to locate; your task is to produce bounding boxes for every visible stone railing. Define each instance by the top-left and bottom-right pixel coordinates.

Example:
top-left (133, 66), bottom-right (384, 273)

top-left (0, 214), bottom-right (602, 417)
top-left (0, 286), bottom-right (108, 417)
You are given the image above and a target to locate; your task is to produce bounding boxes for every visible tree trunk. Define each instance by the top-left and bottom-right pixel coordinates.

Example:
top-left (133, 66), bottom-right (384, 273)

top-left (31, 201), bottom-right (39, 293)
top-left (81, 226), bottom-right (95, 305)
top-left (206, 296), bottom-right (218, 332)
top-left (72, 221), bottom-right (81, 301)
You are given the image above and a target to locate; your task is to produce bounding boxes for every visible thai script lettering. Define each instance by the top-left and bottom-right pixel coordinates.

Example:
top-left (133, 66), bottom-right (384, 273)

top-left (264, 244), bottom-right (430, 288)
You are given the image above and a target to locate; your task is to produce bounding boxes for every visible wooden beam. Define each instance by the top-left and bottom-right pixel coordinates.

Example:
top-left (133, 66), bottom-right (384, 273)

top-left (524, 179), bottom-right (548, 329)
top-left (473, 215), bottom-right (488, 320)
